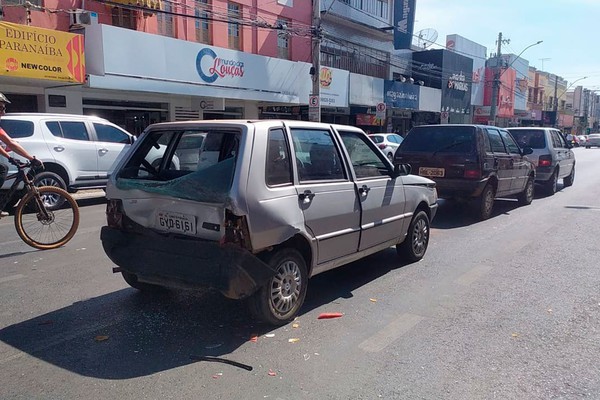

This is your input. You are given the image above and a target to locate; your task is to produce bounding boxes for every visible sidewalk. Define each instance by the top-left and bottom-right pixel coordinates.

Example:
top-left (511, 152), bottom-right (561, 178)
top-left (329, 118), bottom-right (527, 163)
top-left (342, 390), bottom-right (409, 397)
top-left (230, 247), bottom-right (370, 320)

top-left (71, 189), bottom-right (106, 201)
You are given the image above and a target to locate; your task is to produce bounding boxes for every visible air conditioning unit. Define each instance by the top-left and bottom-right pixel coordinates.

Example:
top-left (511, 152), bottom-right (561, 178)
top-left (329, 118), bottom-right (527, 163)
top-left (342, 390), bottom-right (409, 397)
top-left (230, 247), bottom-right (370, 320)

top-left (70, 9), bottom-right (98, 27)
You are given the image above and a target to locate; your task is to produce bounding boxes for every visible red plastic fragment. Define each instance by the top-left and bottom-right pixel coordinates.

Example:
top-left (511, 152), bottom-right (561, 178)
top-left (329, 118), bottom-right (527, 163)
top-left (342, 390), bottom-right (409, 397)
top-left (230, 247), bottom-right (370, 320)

top-left (317, 312), bottom-right (343, 319)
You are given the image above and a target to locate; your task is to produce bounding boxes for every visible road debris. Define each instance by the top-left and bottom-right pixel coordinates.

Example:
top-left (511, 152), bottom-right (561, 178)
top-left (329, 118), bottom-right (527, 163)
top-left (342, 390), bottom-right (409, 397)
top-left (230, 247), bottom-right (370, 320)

top-left (94, 335), bottom-right (109, 342)
top-left (190, 355), bottom-right (253, 371)
top-left (318, 312), bottom-right (343, 319)
top-left (288, 338), bottom-right (300, 343)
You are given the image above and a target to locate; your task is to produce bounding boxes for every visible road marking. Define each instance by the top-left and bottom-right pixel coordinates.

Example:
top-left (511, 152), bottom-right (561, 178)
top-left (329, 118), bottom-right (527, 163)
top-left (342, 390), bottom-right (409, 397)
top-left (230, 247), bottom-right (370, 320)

top-left (358, 313), bottom-right (424, 353)
top-left (0, 274), bottom-right (25, 284)
top-left (454, 265), bottom-right (492, 286)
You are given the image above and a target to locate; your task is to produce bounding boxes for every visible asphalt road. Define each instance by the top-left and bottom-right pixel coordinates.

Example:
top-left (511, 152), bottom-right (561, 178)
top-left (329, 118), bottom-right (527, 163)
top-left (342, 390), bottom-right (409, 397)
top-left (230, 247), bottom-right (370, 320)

top-left (1, 147), bottom-right (599, 400)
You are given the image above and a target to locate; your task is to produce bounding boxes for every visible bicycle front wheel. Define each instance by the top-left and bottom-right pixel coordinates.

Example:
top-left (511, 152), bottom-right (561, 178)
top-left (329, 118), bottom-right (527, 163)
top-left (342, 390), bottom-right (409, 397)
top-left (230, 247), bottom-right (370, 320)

top-left (14, 186), bottom-right (80, 250)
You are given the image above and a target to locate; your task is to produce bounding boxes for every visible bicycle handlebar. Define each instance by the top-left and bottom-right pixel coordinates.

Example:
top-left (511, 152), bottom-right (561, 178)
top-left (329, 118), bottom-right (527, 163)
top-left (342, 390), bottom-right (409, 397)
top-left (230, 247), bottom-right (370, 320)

top-left (8, 157), bottom-right (44, 171)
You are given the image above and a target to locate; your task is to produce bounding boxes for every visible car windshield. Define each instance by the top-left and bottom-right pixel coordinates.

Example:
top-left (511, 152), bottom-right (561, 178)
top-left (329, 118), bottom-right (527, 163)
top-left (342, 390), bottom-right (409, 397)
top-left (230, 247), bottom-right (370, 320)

top-left (116, 128), bottom-right (240, 203)
top-left (508, 130), bottom-right (547, 149)
top-left (400, 126), bottom-right (476, 153)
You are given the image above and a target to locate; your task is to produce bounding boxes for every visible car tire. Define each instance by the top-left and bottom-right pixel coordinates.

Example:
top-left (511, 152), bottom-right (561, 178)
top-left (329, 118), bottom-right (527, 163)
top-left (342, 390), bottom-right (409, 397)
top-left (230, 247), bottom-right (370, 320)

top-left (121, 271), bottom-right (165, 292)
top-left (247, 248), bottom-right (308, 325)
top-left (33, 171), bottom-right (67, 210)
top-left (563, 166), bottom-right (575, 187)
top-left (474, 184), bottom-right (495, 220)
top-left (517, 177), bottom-right (534, 205)
top-left (396, 210), bottom-right (430, 263)
top-left (544, 169), bottom-right (558, 195)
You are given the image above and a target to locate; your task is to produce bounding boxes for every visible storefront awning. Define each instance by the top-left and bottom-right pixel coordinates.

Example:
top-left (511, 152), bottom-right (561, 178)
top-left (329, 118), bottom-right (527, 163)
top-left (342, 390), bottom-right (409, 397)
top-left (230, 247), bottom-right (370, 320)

top-left (108, 0), bottom-right (162, 10)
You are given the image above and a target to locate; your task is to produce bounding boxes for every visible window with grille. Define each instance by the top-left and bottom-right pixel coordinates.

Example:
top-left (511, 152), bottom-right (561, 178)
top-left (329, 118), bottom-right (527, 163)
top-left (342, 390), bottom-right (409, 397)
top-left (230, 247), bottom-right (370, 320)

top-left (194, 0), bottom-right (211, 44)
top-left (321, 40), bottom-right (388, 79)
top-left (276, 18), bottom-right (290, 59)
top-left (228, 2), bottom-right (241, 50)
top-left (157, 2), bottom-right (175, 37)
top-left (111, 7), bottom-right (137, 30)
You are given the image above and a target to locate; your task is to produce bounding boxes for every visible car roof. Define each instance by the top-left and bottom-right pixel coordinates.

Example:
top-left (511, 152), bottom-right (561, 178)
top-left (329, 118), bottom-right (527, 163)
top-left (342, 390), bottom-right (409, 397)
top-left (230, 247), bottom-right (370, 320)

top-left (3, 113), bottom-right (112, 122)
top-left (145, 119), bottom-right (366, 133)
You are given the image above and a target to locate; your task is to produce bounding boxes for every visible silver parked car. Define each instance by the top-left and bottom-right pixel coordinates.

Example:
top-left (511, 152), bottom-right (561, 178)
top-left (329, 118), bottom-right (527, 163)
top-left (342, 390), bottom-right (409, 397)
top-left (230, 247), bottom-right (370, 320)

top-left (101, 120), bottom-right (438, 325)
top-left (507, 127), bottom-right (575, 195)
top-left (585, 133), bottom-right (600, 148)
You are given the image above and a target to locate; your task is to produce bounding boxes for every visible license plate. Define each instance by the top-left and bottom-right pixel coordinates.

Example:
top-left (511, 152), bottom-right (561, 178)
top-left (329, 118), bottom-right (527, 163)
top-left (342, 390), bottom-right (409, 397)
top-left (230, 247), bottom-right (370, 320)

top-left (419, 167), bottom-right (445, 177)
top-left (156, 211), bottom-right (196, 235)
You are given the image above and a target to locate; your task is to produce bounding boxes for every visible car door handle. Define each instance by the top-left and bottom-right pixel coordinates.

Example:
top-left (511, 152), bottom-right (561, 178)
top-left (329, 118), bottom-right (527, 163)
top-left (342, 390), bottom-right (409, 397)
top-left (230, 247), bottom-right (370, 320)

top-left (98, 148), bottom-right (109, 155)
top-left (298, 190), bottom-right (315, 203)
top-left (53, 146), bottom-right (65, 152)
top-left (359, 185), bottom-right (370, 196)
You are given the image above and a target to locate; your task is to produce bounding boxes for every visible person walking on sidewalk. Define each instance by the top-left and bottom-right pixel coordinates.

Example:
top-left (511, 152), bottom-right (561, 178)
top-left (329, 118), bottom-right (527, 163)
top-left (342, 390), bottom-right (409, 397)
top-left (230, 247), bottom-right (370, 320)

top-left (0, 92), bottom-right (44, 217)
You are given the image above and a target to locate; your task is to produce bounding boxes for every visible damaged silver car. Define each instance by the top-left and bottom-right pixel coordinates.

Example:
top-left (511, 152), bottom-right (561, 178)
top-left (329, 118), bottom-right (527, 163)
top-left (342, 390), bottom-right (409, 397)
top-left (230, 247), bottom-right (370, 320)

top-left (100, 120), bottom-right (438, 325)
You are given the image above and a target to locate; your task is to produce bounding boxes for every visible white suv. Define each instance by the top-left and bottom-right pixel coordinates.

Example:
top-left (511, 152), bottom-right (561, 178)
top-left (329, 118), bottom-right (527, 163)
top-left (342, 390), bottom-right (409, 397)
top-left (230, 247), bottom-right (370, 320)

top-left (0, 113), bottom-right (135, 206)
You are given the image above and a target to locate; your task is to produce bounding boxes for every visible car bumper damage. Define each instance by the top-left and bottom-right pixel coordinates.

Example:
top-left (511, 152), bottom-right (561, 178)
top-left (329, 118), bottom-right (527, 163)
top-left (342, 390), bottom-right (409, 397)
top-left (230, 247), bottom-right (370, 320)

top-left (100, 226), bottom-right (277, 299)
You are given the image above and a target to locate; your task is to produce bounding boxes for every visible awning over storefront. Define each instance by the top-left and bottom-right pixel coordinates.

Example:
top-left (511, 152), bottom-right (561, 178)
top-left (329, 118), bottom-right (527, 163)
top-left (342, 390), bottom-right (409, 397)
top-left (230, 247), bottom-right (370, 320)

top-left (0, 21), bottom-right (85, 83)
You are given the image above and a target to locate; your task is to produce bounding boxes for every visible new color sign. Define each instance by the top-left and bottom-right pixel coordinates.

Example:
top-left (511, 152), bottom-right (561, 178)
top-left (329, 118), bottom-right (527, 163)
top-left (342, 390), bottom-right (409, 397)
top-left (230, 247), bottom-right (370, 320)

top-left (0, 21), bottom-right (85, 83)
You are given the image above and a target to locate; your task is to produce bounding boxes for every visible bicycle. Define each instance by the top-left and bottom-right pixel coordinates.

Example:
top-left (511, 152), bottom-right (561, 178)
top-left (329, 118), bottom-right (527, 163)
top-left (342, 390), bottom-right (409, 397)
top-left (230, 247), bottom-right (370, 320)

top-left (0, 159), bottom-right (79, 250)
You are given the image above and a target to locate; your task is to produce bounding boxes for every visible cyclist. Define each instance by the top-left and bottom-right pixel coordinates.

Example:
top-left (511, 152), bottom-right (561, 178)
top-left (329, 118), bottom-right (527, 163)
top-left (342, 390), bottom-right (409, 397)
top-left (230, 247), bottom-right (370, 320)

top-left (0, 92), bottom-right (44, 217)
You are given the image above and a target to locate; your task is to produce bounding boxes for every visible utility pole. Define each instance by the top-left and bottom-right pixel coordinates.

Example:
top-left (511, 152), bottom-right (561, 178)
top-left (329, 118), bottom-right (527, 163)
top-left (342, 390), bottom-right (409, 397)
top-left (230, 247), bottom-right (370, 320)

top-left (309, 0), bottom-right (322, 122)
top-left (553, 75), bottom-right (558, 127)
top-left (489, 32), bottom-right (509, 126)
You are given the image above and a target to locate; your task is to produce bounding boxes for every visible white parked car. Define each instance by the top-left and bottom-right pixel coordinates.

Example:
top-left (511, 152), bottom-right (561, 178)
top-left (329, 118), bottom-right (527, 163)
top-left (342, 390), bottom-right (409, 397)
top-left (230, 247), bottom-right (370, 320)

top-left (0, 113), bottom-right (173, 208)
top-left (368, 133), bottom-right (404, 160)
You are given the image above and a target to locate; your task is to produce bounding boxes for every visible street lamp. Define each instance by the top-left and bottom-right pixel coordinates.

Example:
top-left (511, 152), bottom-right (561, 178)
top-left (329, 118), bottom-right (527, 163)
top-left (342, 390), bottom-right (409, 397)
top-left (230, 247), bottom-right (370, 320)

top-left (553, 76), bottom-right (587, 127)
top-left (489, 40), bottom-right (543, 125)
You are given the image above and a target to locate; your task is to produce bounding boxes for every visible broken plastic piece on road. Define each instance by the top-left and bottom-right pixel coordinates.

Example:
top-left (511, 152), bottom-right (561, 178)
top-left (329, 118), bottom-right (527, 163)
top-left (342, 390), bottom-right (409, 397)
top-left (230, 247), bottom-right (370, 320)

top-left (292, 323), bottom-right (300, 328)
top-left (288, 338), bottom-right (300, 343)
top-left (318, 312), bottom-right (344, 319)
top-left (264, 333), bottom-right (275, 338)
top-left (268, 369), bottom-right (277, 376)
top-left (94, 335), bottom-right (109, 342)
top-left (250, 334), bottom-right (258, 342)
top-left (370, 298), bottom-right (377, 302)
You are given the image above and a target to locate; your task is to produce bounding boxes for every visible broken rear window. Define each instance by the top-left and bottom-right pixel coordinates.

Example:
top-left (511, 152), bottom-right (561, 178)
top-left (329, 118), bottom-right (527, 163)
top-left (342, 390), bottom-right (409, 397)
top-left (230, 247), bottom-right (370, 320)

top-left (116, 128), bottom-right (240, 203)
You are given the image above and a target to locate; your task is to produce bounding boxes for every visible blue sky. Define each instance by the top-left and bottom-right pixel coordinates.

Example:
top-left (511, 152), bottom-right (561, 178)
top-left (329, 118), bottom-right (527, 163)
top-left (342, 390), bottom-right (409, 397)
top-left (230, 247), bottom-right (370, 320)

top-left (412, 0), bottom-right (600, 91)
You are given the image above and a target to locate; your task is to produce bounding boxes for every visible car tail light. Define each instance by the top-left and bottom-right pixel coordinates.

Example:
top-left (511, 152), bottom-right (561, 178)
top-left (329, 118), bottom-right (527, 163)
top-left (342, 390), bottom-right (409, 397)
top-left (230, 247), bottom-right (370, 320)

top-left (538, 155), bottom-right (552, 167)
top-left (378, 144), bottom-right (386, 149)
top-left (106, 199), bottom-right (124, 229)
top-left (464, 168), bottom-right (481, 179)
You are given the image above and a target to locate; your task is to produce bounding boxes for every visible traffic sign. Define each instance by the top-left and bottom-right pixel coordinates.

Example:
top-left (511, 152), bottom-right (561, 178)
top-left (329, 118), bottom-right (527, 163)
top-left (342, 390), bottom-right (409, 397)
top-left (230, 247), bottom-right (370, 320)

top-left (309, 95), bottom-right (319, 107)
top-left (376, 102), bottom-right (386, 113)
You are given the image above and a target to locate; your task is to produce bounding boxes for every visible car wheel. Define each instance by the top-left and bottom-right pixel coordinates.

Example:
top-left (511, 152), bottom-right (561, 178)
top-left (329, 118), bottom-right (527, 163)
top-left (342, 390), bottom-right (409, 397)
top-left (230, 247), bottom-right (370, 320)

top-left (544, 169), bottom-right (558, 195)
top-left (396, 210), bottom-right (430, 263)
top-left (563, 166), bottom-right (575, 187)
top-left (474, 184), bottom-right (495, 220)
top-left (247, 248), bottom-right (308, 325)
top-left (121, 271), bottom-right (165, 292)
top-left (586, 146), bottom-right (590, 149)
top-left (517, 177), bottom-right (534, 205)
top-left (33, 171), bottom-right (67, 210)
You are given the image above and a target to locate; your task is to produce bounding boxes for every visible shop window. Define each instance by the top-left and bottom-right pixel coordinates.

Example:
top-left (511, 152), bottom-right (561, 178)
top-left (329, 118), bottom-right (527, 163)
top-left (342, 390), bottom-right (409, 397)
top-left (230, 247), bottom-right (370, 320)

top-left (111, 7), bottom-right (137, 30)
top-left (228, 2), bottom-right (242, 50)
top-left (194, 0), bottom-right (212, 44)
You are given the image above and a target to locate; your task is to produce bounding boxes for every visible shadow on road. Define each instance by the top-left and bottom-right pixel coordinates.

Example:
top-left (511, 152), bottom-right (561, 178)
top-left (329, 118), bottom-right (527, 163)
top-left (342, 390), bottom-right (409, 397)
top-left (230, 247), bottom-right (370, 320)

top-left (431, 182), bottom-right (563, 229)
top-left (0, 248), bottom-right (410, 379)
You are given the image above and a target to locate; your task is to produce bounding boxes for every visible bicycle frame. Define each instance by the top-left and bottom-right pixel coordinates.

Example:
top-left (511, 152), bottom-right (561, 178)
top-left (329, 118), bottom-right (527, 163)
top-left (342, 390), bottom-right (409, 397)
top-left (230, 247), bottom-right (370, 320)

top-left (0, 166), bottom-right (45, 215)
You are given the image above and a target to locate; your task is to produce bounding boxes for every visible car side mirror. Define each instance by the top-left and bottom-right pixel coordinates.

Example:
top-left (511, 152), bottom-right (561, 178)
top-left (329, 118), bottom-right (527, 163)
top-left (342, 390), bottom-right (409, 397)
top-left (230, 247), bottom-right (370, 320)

top-left (393, 163), bottom-right (412, 176)
top-left (521, 146), bottom-right (533, 155)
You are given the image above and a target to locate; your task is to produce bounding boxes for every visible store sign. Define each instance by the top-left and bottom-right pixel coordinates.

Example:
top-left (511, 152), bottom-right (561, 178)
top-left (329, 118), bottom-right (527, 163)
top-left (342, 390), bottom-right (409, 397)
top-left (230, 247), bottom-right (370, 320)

top-left (356, 113), bottom-right (385, 126)
top-left (393, 0), bottom-right (416, 50)
top-left (196, 48), bottom-right (244, 83)
top-left (0, 21), bottom-right (85, 83)
top-left (384, 80), bottom-right (419, 109)
top-left (319, 67), bottom-right (349, 107)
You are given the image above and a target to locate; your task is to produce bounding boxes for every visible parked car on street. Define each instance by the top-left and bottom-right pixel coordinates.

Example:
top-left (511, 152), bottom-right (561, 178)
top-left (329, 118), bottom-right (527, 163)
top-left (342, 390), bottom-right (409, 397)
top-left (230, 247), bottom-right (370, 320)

top-left (368, 133), bottom-right (404, 160)
top-left (507, 127), bottom-right (575, 195)
top-left (395, 124), bottom-right (535, 220)
top-left (577, 135), bottom-right (588, 147)
top-left (0, 113), bottom-right (135, 208)
top-left (585, 133), bottom-right (600, 148)
top-left (101, 120), bottom-right (438, 325)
